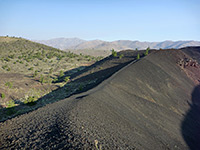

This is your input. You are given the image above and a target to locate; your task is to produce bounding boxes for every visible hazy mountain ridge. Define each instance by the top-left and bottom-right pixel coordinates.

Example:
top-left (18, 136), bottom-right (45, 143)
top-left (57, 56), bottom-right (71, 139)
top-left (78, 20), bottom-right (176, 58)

top-left (36, 38), bottom-right (200, 51)
top-left (35, 38), bottom-right (86, 50)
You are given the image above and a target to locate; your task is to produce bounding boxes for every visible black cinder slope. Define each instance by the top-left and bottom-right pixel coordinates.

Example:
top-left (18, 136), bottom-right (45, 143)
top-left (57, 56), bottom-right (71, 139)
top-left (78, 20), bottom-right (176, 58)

top-left (0, 48), bottom-right (200, 149)
top-left (68, 49), bottom-right (199, 149)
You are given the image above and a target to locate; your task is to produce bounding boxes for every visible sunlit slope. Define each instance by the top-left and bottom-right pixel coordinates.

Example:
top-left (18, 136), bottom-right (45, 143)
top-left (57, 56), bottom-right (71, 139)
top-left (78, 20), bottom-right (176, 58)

top-left (68, 49), bottom-right (199, 149)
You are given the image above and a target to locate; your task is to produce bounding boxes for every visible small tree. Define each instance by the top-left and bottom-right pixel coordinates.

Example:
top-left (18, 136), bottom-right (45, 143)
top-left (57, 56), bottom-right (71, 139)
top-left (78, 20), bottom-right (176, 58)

top-left (39, 75), bottom-right (45, 84)
top-left (7, 100), bottom-right (15, 108)
top-left (29, 67), bottom-right (34, 71)
top-left (135, 48), bottom-right (138, 51)
top-left (64, 76), bottom-right (70, 83)
top-left (5, 82), bottom-right (13, 89)
top-left (53, 77), bottom-right (58, 83)
top-left (47, 75), bottom-right (52, 84)
top-left (144, 47), bottom-right (150, 56)
top-left (119, 54), bottom-right (124, 59)
top-left (111, 49), bottom-right (117, 57)
top-left (1, 93), bottom-right (5, 99)
top-left (33, 70), bottom-right (38, 77)
top-left (137, 53), bottom-right (140, 60)
top-left (24, 96), bottom-right (37, 106)
top-left (7, 67), bottom-right (11, 71)
top-left (59, 70), bottom-right (64, 77)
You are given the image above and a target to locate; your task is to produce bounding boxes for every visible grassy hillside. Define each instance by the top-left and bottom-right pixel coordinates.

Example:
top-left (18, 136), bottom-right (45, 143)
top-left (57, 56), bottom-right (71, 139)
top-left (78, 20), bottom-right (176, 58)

top-left (0, 36), bottom-right (102, 74)
top-left (0, 36), bottom-right (103, 120)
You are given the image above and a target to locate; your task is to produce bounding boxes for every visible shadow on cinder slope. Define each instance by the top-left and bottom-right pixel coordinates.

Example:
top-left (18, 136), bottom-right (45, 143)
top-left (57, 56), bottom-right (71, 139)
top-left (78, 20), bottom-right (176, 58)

top-left (182, 85), bottom-right (200, 150)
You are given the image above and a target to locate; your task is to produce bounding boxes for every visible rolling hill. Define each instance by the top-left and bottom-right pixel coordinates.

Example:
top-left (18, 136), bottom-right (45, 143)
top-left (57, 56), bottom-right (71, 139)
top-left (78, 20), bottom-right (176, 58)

top-left (1, 46), bottom-right (200, 149)
top-left (35, 38), bottom-right (86, 50)
top-left (0, 36), bottom-right (102, 121)
top-left (36, 38), bottom-right (200, 51)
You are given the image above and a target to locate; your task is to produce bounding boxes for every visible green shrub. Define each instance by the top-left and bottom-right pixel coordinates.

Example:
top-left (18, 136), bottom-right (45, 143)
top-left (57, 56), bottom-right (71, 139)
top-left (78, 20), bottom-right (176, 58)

top-left (4, 57), bottom-right (11, 62)
top-left (64, 76), bottom-right (70, 83)
top-left (46, 52), bottom-right (54, 59)
top-left (119, 54), bottom-right (124, 59)
top-left (144, 47), bottom-right (150, 56)
top-left (1, 93), bottom-right (5, 99)
top-left (137, 53), bottom-right (140, 60)
top-left (7, 67), bottom-right (11, 71)
top-left (39, 75), bottom-right (45, 84)
top-left (5, 82), bottom-right (13, 88)
top-left (33, 70), bottom-right (38, 77)
top-left (46, 75), bottom-right (52, 84)
top-left (111, 49), bottom-right (117, 57)
top-left (29, 67), bottom-right (34, 70)
top-left (7, 100), bottom-right (15, 108)
top-left (34, 52), bottom-right (42, 59)
top-left (25, 58), bottom-right (30, 62)
top-left (6, 100), bottom-right (16, 115)
top-left (24, 96), bottom-right (37, 106)
top-left (53, 78), bottom-right (58, 82)
top-left (2, 65), bottom-right (8, 70)
top-left (59, 70), bottom-right (64, 77)
top-left (57, 55), bottom-right (63, 60)
top-left (8, 54), bottom-right (15, 59)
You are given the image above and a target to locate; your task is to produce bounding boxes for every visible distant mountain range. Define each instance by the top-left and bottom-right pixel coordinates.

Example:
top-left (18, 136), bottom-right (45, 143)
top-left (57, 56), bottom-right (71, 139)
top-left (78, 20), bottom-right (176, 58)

top-left (35, 38), bottom-right (200, 51)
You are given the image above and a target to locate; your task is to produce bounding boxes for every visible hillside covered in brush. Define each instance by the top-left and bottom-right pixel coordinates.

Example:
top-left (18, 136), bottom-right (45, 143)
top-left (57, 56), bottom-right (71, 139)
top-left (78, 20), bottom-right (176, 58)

top-left (0, 36), bottom-right (102, 121)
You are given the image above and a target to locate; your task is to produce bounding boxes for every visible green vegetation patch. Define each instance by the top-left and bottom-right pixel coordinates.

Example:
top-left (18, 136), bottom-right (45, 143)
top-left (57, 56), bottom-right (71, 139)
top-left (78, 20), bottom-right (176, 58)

top-left (24, 96), bottom-right (37, 106)
top-left (5, 82), bottom-right (13, 89)
top-left (111, 49), bottom-right (117, 57)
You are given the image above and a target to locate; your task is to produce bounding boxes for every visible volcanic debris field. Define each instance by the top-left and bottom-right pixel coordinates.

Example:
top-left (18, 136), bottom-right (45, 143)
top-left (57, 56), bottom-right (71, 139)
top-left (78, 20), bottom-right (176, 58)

top-left (0, 37), bottom-right (200, 150)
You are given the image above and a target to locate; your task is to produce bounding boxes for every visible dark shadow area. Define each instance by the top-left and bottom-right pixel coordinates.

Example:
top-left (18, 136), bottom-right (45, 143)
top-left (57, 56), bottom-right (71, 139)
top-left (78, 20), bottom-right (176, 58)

top-left (0, 49), bottom-right (150, 122)
top-left (41, 57), bottom-right (137, 99)
top-left (54, 54), bottom-right (116, 83)
top-left (76, 94), bottom-right (89, 99)
top-left (56, 49), bottom-right (151, 83)
top-left (53, 66), bottom-right (86, 83)
top-left (0, 60), bottom-right (133, 121)
top-left (182, 85), bottom-right (200, 150)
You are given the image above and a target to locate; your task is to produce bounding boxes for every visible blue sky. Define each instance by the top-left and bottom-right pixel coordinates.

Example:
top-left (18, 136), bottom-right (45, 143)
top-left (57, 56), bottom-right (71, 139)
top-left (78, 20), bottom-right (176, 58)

top-left (0, 0), bottom-right (199, 41)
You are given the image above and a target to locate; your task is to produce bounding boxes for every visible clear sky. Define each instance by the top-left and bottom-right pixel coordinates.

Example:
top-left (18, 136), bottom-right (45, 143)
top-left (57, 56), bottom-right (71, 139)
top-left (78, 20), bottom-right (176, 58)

top-left (0, 0), bottom-right (199, 41)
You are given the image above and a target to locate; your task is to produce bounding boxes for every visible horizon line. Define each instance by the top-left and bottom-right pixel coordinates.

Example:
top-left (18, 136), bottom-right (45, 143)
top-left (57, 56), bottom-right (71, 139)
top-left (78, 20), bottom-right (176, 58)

top-left (1, 35), bottom-right (199, 43)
